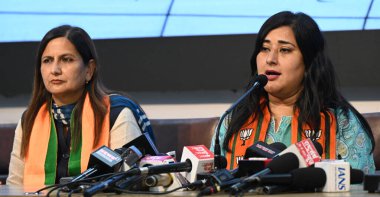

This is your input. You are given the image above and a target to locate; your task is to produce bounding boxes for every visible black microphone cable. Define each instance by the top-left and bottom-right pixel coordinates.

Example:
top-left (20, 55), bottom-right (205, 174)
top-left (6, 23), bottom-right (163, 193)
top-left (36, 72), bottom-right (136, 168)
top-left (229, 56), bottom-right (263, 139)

top-left (83, 160), bottom-right (193, 196)
top-left (39, 172), bottom-right (117, 197)
top-left (214, 74), bottom-right (268, 170)
top-left (112, 179), bottom-right (207, 195)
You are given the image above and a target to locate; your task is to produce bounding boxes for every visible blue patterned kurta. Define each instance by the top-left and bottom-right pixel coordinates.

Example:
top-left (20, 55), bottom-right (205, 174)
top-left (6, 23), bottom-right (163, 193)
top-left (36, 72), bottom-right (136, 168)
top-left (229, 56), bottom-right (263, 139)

top-left (210, 108), bottom-right (375, 174)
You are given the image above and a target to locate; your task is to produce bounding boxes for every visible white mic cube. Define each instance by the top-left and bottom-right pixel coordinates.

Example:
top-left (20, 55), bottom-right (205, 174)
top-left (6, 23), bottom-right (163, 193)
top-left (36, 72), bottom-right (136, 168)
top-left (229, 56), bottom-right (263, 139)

top-left (180, 145), bottom-right (214, 182)
top-left (315, 160), bottom-right (350, 192)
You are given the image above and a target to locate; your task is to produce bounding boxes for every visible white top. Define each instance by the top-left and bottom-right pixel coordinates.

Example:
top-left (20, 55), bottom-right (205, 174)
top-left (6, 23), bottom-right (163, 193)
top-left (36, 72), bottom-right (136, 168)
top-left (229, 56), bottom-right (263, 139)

top-left (6, 108), bottom-right (142, 185)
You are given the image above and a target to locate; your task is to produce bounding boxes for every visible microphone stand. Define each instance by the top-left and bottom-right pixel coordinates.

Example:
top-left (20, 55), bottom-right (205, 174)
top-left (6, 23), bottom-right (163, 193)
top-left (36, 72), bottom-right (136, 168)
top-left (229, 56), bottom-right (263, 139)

top-left (214, 75), bottom-right (268, 170)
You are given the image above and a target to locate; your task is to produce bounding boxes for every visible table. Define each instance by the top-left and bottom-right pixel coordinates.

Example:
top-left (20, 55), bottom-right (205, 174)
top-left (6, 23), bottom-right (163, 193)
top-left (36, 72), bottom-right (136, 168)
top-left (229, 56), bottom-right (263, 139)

top-left (0, 184), bottom-right (377, 196)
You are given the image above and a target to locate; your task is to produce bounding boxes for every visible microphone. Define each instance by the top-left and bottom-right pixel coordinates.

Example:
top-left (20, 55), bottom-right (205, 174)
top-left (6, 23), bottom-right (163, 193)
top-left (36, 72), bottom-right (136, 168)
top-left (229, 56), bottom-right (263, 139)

top-left (121, 132), bottom-right (159, 156)
top-left (350, 168), bottom-right (364, 184)
top-left (198, 142), bottom-right (285, 196)
top-left (213, 74), bottom-right (268, 169)
top-left (236, 158), bottom-right (272, 178)
top-left (258, 167), bottom-right (326, 189)
top-left (70, 145), bottom-right (123, 183)
top-left (198, 178), bottom-right (242, 196)
top-left (364, 173), bottom-right (380, 193)
top-left (230, 152), bottom-right (299, 193)
top-left (180, 145), bottom-right (214, 183)
top-left (315, 160), bottom-right (351, 192)
top-left (236, 142), bottom-right (286, 177)
top-left (84, 160), bottom-right (193, 196)
top-left (257, 167), bottom-right (327, 194)
top-left (268, 142), bottom-right (287, 154)
top-left (136, 160), bottom-right (193, 175)
top-left (130, 146), bottom-right (215, 192)
top-left (244, 141), bottom-right (286, 159)
top-left (144, 174), bottom-right (173, 187)
top-left (116, 155), bottom-right (179, 191)
top-left (139, 155), bottom-right (184, 191)
top-left (114, 145), bottom-right (143, 170)
top-left (277, 138), bottom-right (321, 168)
top-left (65, 144), bottom-right (143, 188)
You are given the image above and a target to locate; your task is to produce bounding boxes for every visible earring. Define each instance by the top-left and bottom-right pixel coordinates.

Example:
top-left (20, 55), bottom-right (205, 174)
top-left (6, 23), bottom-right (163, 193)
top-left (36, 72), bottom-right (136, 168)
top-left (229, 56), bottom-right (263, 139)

top-left (85, 80), bottom-right (89, 84)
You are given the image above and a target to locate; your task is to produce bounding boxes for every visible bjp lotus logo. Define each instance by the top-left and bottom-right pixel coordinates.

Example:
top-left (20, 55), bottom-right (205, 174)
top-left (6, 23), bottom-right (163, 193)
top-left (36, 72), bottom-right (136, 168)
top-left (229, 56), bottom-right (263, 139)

top-left (304, 129), bottom-right (321, 141)
top-left (240, 128), bottom-right (253, 146)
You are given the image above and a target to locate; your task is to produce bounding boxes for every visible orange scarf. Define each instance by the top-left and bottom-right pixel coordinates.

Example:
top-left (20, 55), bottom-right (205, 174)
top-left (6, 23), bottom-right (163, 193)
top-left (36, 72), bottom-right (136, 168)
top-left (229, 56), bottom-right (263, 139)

top-left (24, 94), bottom-right (110, 186)
top-left (226, 104), bottom-right (336, 169)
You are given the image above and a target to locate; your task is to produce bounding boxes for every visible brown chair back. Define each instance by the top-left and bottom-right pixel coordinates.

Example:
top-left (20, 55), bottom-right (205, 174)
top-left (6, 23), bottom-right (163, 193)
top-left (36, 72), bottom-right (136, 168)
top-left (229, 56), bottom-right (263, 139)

top-left (151, 117), bottom-right (219, 160)
top-left (0, 124), bottom-right (16, 184)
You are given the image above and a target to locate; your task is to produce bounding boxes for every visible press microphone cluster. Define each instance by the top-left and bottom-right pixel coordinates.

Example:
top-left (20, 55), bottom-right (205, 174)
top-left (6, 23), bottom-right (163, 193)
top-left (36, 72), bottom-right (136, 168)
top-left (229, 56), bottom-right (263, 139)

top-left (54, 136), bottom-right (366, 197)
top-left (83, 160), bottom-right (189, 196)
top-left (197, 140), bottom-right (321, 196)
top-left (258, 164), bottom-right (364, 195)
top-left (82, 144), bottom-right (218, 196)
top-left (63, 133), bottom-right (154, 187)
top-left (227, 139), bottom-right (363, 195)
top-left (64, 145), bottom-right (125, 185)
top-left (196, 142), bottom-right (285, 195)
top-left (128, 141), bottom-right (363, 196)
top-left (230, 152), bottom-right (300, 193)
top-left (237, 141), bottom-right (287, 177)
top-left (51, 86), bottom-right (367, 197)
top-left (53, 133), bottom-right (157, 195)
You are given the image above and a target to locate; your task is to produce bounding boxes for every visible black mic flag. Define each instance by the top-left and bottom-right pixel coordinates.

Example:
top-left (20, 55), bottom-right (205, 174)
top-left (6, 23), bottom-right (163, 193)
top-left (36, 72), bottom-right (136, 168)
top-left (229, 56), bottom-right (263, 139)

top-left (214, 74), bottom-right (268, 169)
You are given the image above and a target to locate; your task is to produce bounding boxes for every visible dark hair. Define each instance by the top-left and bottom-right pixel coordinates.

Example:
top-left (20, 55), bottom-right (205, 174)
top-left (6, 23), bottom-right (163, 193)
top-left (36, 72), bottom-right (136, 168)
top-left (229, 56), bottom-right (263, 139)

top-left (223, 11), bottom-right (375, 153)
top-left (21, 25), bottom-right (108, 157)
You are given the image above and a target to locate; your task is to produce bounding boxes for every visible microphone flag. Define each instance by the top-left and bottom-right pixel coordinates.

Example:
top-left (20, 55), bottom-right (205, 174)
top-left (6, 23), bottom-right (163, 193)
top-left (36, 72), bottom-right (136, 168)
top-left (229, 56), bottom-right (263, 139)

top-left (278, 138), bottom-right (321, 167)
top-left (181, 145), bottom-right (214, 182)
top-left (315, 160), bottom-right (350, 192)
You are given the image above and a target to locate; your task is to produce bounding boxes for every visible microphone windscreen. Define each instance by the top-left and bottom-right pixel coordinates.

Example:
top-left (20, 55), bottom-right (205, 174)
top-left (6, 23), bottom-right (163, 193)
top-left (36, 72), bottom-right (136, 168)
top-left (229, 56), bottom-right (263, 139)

top-left (236, 158), bottom-right (272, 177)
top-left (268, 153), bottom-right (299, 174)
top-left (350, 168), bottom-right (364, 184)
top-left (312, 141), bottom-right (323, 156)
top-left (257, 74), bottom-right (268, 86)
top-left (244, 141), bottom-right (280, 159)
top-left (269, 142), bottom-right (287, 152)
top-left (291, 167), bottom-right (326, 189)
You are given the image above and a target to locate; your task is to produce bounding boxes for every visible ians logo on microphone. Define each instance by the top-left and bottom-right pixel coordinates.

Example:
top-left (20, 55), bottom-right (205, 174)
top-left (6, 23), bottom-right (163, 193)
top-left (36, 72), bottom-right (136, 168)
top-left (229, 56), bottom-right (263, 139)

top-left (240, 128), bottom-right (253, 146)
top-left (337, 167), bottom-right (347, 190)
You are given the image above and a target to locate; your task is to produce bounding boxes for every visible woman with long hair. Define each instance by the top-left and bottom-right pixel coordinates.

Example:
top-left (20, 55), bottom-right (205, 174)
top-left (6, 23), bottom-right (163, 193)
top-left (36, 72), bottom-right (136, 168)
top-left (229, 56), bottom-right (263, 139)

top-left (7, 25), bottom-right (153, 186)
top-left (211, 11), bottom-right (375, 173)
